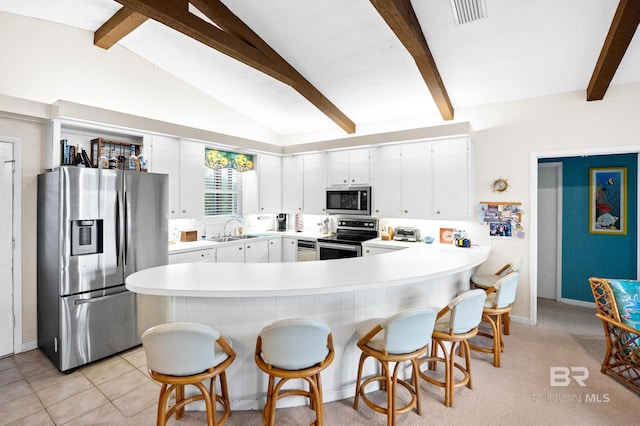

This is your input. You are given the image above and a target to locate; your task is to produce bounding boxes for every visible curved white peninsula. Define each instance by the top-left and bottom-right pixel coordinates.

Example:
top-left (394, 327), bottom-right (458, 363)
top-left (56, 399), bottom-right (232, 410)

top-left (126, 243), bottom-right (490, 410)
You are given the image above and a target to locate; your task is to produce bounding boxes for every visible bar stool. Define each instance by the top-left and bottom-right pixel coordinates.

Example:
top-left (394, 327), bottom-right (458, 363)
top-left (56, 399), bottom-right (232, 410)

top-left (255, 318), bottom-right (334, 426)
top-left (142, 322), bottom-right (236, 426)
top-left (471, 258), bottom-right (522, 335)
top-left (470, 271), bottom-right (520, 367)
top-left (418, 289), bottom-right (486, 407)
top-left (353, 306), bottom-right (436, 426)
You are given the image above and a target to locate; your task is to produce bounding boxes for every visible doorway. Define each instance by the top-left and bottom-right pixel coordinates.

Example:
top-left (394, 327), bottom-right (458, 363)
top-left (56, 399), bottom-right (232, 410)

top-left (0, 139), bottom-right (16, 356)
top-left (537, 162), bottom-right (562, 300)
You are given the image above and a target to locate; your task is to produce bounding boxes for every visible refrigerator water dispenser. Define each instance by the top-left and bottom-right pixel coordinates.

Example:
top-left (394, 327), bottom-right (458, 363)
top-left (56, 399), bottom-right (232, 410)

top-left (71, 219), bottom-right (102, 255)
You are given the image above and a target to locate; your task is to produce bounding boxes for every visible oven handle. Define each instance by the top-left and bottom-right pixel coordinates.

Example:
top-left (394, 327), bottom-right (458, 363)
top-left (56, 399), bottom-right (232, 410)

top-left (317, 242), bottom-right (360, 252)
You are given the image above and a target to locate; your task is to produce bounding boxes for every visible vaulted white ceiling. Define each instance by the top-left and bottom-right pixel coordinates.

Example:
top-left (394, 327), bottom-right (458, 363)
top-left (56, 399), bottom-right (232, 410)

top-left (1, 0), bottom-right (638, 137)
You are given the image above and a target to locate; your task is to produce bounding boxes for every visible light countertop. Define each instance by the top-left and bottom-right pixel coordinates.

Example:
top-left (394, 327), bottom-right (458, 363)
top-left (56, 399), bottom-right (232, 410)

top-left (129, 243), bottom-right (490, 298)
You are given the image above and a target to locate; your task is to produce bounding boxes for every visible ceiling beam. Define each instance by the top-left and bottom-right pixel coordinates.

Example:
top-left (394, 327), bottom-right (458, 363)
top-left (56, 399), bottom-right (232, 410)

top-left (104, 0), bottom-right (355, 134)
top-left (94, 7), bottom-right (147, 49)
top-left (370, 0), bottom-right (454, 120)
top-left (587, 0), bottom-right (640, 101)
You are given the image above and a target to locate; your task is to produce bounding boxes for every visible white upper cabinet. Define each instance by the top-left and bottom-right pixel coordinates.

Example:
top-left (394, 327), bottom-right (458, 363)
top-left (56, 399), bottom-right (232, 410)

top-left (399, 141), bottom-right (432, 218)
top-left (431, 138), bottom-right (474, 220)
top-left (371, 138), bottom-right (474, 220)
top-left (282, 155), bottom-right (303, 214)
top-left (303, 152), bottom-right (328, 214)
top-left (257, 154), bottom-right (282, 214)
top-left (151, 136), bottom-right (204, 218)
top-left (371, 144), bottom-right (402, 217)
top-left (328, 148), bottom-right (371, 186)
top-left (178, 140), bottom-right (206, 218)
top-left (149, 135), bottom-right (181, 218)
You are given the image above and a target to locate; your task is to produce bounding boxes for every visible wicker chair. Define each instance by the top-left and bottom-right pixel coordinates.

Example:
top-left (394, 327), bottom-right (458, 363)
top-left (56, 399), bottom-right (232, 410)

top-left (142, 322), bottom-right (236, 426)
top-left (353, 306), bottom-right (437, 425)
top-left (471, 258), bottom-right (522, 336)
top-left (589, 277), bottom-right (640, 393)
top-left (255, 318), bottom-right (335, 426)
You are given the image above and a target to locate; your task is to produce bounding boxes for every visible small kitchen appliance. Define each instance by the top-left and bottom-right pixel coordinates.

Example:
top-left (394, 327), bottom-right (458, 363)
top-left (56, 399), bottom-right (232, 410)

top-left (276, 213), bottom-right (288, 232)
top-left (325, 186), bottom-right (371, 216)
top-left (393, 227), bottom-right (421, 242)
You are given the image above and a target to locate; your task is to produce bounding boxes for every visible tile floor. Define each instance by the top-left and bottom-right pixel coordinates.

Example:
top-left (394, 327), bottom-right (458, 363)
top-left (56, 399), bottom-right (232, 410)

top-left (0, 346), bottom-right (166, 425)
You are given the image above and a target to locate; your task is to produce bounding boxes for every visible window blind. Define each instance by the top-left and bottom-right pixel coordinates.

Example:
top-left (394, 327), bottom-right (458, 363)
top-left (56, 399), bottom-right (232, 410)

top-left (204, 166), bottom-right (243, 216)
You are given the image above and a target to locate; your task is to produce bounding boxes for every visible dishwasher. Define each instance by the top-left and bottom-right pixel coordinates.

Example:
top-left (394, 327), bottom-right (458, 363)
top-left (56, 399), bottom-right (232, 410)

top-left (297, 239), bottom-right (317, 262)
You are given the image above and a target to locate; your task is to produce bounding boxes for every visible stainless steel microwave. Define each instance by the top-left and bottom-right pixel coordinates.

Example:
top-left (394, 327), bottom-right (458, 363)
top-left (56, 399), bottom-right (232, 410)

top-left (325, 186), bottom-right (371, 215)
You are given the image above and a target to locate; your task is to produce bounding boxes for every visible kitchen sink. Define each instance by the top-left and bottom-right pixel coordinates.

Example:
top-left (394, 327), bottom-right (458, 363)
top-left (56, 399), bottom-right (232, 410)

top-left (229, 234), bottom-right (259, 240)
top-left (209, 236), bottom-right (234, 242)
top-left (209, 234), bottom-right (259, 242)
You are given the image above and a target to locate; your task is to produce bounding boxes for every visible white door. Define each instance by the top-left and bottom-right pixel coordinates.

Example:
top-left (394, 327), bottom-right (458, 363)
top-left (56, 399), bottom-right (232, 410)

top-left (0, 141), bottom-right (14, 356)
top-left (538, 162), bottom-right (562, 300)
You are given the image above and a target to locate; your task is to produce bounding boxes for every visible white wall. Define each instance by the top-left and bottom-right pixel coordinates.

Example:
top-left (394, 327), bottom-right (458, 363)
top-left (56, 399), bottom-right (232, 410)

top-left (0, 11), bottom-right (280, 145)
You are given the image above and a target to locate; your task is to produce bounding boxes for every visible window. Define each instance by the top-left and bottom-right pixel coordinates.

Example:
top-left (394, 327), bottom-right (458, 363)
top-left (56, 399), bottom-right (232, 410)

top-left (204, 167), bottom-right (244, 216)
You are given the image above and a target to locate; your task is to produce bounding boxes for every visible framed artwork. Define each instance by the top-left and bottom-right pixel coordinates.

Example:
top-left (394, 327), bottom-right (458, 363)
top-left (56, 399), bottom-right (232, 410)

top-left (439, 228), bottom-right (454, 244)
top-left (589, 167), bottom-right (626, 235)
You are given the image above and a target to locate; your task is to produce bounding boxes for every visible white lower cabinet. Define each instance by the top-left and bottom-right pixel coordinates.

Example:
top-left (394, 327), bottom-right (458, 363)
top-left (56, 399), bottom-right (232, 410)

top-left (283, 237), bottom-right (298, 262)
top-left (215, 244), bottom-right (245, 263)
top-left (169, 248), bottom-right (215, 264)
top-left (268, 238), bottom-right (283, 263)
top-left (362, 245), bottom-right (405, 256)
top-left (245, 239), bottom-right (269, 263)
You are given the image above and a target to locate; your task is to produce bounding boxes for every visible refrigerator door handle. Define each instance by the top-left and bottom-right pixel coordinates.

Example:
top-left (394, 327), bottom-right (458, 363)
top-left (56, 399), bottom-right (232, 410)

top-left (124, 190), bottom-right (130, 265)
top-left (74, 291), bottom-right (129, 305)
top-left (116, 191), bottom-right (123, 266)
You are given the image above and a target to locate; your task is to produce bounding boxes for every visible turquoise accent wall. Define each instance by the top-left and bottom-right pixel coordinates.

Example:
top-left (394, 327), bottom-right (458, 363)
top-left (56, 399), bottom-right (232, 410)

top-left (541, 154), bottom-right (637, 302)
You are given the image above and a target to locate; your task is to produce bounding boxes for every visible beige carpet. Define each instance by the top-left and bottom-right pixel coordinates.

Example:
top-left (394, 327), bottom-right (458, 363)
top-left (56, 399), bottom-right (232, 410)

top-left (138, 299), bottom-right (638, 425)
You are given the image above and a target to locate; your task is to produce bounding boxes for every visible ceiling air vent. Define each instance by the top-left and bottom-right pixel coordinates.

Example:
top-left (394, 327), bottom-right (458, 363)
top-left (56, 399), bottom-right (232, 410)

top-left (450, 0), bottom-right (487, 25)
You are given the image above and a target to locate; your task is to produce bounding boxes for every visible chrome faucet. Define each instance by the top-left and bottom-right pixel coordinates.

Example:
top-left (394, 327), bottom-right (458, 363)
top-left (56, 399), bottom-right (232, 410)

top-left (223, 218), bottom-right (242, 236)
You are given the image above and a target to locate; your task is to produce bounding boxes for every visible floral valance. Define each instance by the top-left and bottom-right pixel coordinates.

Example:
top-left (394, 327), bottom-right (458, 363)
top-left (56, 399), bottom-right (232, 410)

top-left (205, 148), bottom-right (254, 172)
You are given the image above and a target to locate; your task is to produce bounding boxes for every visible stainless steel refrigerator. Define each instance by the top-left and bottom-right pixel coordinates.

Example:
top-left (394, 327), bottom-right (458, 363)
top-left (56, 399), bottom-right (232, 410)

top-left (37, 167), bottom-right (168, 372)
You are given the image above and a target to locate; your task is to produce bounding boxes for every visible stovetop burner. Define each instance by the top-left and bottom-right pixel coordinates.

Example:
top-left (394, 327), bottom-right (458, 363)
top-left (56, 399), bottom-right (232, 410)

top-left (317, 216), bottom-right (378, 245)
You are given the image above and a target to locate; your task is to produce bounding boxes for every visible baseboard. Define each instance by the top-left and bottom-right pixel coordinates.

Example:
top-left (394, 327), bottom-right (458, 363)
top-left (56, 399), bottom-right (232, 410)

top-left (21, 340), bottom-right (38, 353)
top-left (559, 298), bottom-right (596, 309)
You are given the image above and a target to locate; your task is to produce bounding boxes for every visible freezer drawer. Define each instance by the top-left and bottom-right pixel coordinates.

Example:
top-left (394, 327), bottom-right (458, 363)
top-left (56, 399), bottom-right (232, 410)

top-left (59, 286), bottom-right (140, 372)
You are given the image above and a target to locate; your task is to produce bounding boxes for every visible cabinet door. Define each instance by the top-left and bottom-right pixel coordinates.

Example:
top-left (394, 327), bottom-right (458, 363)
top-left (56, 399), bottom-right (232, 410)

top-left (245, 240), bottom-right (269, 263)
top-left (179, 140), bottom-right (205, 218)
top-left (169, 248), bottom-right (214, 264)
top-left (258, 154), bottom-right (282, 213)
top-left (400, 142), bottom-right (432, 218)
top-left (268, 238), bottom-right (283, 263)
top-left (216, 244), bottom-right (244, 263)
top-left (283, 237), bottom-right (298, 262)
top-left (363, 246), bottom-right (404, 256)
top-left (431, 138), bottom-right (472, 219)
top-left (372, 144), bottom-right (402, 217)
top-left (328, 148), bottom-right (370, 185)
top-left (348, 148), bottom-right (371, 185)
top-left (303, 153), bottom-right (328, 214)
top-left (150, 135), bottom-right (181, 218)
top-left (282, 156), bottom-right (303, 214)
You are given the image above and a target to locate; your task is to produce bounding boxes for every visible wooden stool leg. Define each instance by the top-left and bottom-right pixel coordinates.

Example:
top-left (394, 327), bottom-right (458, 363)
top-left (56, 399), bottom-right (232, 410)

top-left (176, 385), bottom-right (185, 419)
top-left (411, 358), bottom-right (422, 416)
top-left (462, 340), bottom-right (472, 389)
top-left (494, 315), bottom-right (502, 367)
top-left (314, 374), bottom-right (325, 426)
top-left (444, 344), bottom-right (453, 407)
top-left (353, 352), bottom-right (367, 409)
top-left (157, 384), bottom-right (170, 426)
top-left (503, 312), bottom-right (511, 335)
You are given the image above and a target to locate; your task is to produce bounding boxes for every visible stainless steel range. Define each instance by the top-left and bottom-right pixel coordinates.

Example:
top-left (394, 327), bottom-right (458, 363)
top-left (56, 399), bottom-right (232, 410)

top-left (317, 217), bottom-right (378, 260)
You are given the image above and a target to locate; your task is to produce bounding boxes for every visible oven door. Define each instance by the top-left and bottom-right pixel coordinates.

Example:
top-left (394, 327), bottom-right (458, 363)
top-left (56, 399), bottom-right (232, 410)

top-left (317, 241), bottom-right (361, 260)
